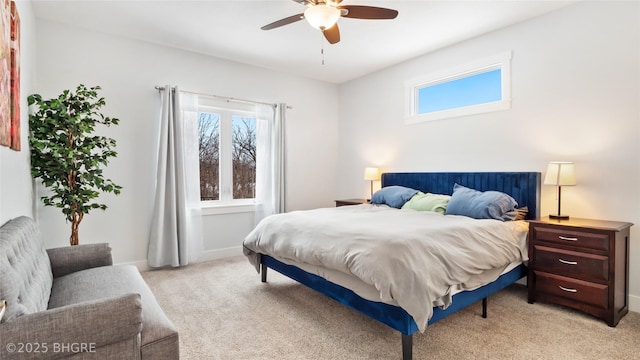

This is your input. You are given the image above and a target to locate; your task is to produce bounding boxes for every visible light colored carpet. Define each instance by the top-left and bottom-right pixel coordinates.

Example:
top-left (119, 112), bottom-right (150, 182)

top-left (143, 257), bottom-right (640, 360)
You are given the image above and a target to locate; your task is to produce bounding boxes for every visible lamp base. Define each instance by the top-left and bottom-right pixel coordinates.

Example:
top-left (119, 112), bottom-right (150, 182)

top-left (549, 214), bottom-right (570, 220)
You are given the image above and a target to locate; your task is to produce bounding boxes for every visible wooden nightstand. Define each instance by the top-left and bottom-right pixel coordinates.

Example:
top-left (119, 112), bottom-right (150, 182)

top-left (527, 217), bottom-right (633, 326)
top-left (335, 198), bottom-right (369, 207)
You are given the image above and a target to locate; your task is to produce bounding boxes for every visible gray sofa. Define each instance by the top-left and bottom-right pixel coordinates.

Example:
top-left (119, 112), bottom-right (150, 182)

top-left (0, 216), bottom-right (179, 359)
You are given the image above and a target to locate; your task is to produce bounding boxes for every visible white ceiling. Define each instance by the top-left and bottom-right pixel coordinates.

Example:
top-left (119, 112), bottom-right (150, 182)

top-left (31, 0), bottom-right (578, 84)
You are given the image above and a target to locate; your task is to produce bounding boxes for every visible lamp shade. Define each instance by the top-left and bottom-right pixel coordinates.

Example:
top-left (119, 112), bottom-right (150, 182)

top-left (544, 162), bottom-right (576, 186)
top-left (304, 4), bottom-right (340, 30)
top-left (364, 167), bottom-right (380, 181)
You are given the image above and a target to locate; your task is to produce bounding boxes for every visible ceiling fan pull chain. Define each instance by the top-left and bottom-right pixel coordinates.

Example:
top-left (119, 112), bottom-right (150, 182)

top-left (320, 33), bottom-right (325, 65)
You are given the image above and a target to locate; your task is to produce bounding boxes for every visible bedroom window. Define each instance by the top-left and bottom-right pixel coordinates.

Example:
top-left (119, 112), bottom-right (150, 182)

top-left (405, 51), bottom-right (512, 124)
top-left (198, 102), bottom-right (257, 208)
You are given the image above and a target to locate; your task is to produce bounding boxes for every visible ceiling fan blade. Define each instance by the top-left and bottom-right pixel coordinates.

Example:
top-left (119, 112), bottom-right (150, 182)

top-left (338, 5), bottom-right (398, 20)
top-left (261, 13), bottom-right (305, 30)
top-left (323, 24), bottom-right (340, 44)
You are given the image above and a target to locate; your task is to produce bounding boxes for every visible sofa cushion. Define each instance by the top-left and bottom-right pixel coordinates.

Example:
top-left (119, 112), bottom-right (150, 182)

top-left (0, 217), bottom-right (53, 323)
top-left (48, 265), bottom-right (178, 359)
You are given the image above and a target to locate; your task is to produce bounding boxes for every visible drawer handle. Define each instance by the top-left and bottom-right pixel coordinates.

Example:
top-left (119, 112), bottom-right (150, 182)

top-left (558, 258), bottom-right (578, 265)
top-left (558, 236), bottom-right (578, 241)
top-left (559, 285), bottom-right (578, 293)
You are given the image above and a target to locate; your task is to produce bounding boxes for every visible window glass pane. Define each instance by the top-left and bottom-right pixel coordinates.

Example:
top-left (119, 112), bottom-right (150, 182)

top-left (231, 116), bottom-right (256, 199)
top-left (418, 69), bottom-right (502, 114)
top-left (199, 112), bottom-right (220, 201)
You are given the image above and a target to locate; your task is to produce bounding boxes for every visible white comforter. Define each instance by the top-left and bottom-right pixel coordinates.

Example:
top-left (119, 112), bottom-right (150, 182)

top-left (243, 204), bottom-right (529, 332)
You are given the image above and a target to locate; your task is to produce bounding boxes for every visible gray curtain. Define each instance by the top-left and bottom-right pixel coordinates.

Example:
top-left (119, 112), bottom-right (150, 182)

top-left (148, 85), bottom-right (203, 267)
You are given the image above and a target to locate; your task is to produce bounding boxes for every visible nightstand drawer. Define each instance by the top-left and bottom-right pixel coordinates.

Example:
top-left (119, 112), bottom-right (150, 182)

top-left (532, 226), bottom-right (609, 252)
top-left (533, 245), bottom-right (609, 281)
top-left (535, 271), bottom-right (608, 309)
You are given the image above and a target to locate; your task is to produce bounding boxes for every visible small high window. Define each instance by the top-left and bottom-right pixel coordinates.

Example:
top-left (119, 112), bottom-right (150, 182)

top-left (405, 51), bottom-right (512, 124)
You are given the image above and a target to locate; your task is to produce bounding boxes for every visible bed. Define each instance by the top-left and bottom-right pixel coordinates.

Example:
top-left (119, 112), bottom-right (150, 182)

top-left (243, 172), bottom-right (541, 359)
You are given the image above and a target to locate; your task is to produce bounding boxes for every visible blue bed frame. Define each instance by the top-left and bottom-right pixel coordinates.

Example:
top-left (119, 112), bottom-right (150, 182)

top-left (258, 172), bottom-right (541, 359)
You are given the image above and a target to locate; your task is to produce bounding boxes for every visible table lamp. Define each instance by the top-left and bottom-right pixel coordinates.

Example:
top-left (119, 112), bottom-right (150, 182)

top-left (544, 161), bottom-right (576, 219)
top-left (364, 167), bottom-right (380, 199)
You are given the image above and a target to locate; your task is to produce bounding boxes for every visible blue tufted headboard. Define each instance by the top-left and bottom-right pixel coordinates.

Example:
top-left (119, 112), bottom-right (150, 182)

top-left (381, 172), bottom-right (541, 220)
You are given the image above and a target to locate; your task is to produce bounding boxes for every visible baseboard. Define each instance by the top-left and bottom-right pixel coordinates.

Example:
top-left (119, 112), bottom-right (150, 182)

top-left (121, 259), bottom-right (151, 272)
top-left (629, 293), bottom-right (640, 313)
top-left (197, 246), bottom-right (244, 263)
top-left (121, 246), bottom-right (244, 272)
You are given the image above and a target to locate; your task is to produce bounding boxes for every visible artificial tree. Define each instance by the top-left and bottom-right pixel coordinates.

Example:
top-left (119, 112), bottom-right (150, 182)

top-left (28, 84), bottom-right (122, 245)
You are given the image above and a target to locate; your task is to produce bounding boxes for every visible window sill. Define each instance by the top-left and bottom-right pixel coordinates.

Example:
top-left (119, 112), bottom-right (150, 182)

top-left (405, 99), bottom-right (511, 124)
top-left (201, 202), bottom-right (255, 216)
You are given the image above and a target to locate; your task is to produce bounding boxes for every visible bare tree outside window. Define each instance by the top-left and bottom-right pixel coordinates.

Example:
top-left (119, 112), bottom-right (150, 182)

top-left (198, 111), bottom-right (256, 202)
top-left (199, 112), bottom-right (219, 200)
top-left (232, 116), bottom-right (256, 199)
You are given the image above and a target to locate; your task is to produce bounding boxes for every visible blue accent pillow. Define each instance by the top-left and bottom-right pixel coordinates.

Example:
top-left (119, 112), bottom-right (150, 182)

top-left (445, 184), bottom-right (518, 221)
top-left (370, 186), bottom-right (419, 209)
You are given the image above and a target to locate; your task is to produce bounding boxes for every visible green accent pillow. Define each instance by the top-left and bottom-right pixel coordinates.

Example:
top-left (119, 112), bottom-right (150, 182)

top-left (401, 192), bottom-right (452, 214)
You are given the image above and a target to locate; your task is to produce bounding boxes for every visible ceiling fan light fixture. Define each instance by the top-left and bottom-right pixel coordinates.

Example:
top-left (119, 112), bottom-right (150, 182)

top-left (304, 4), bottom-right (340, 30)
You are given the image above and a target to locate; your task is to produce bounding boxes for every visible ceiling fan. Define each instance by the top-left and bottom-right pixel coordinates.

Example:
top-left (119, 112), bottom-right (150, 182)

top-left (261, 0), bottom-right (398, 44)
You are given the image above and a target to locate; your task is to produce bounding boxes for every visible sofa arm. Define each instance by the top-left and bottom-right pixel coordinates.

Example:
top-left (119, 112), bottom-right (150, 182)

top-left (0, 293), bottom-right (143, 360)
top-left (47, 243), bottom-right (113, 278)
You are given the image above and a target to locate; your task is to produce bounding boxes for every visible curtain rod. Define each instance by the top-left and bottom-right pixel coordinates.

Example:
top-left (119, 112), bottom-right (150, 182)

top-left (154, 85), bottom-right (290, 109)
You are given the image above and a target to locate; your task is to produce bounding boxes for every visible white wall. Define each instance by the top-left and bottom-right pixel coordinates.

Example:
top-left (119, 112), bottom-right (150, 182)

top-left (0, 0), bottom-right (36, 224)
top-left (34, 20), bottom-right (340, 266)
top-left (338, 1), bottom-right (639, 311)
